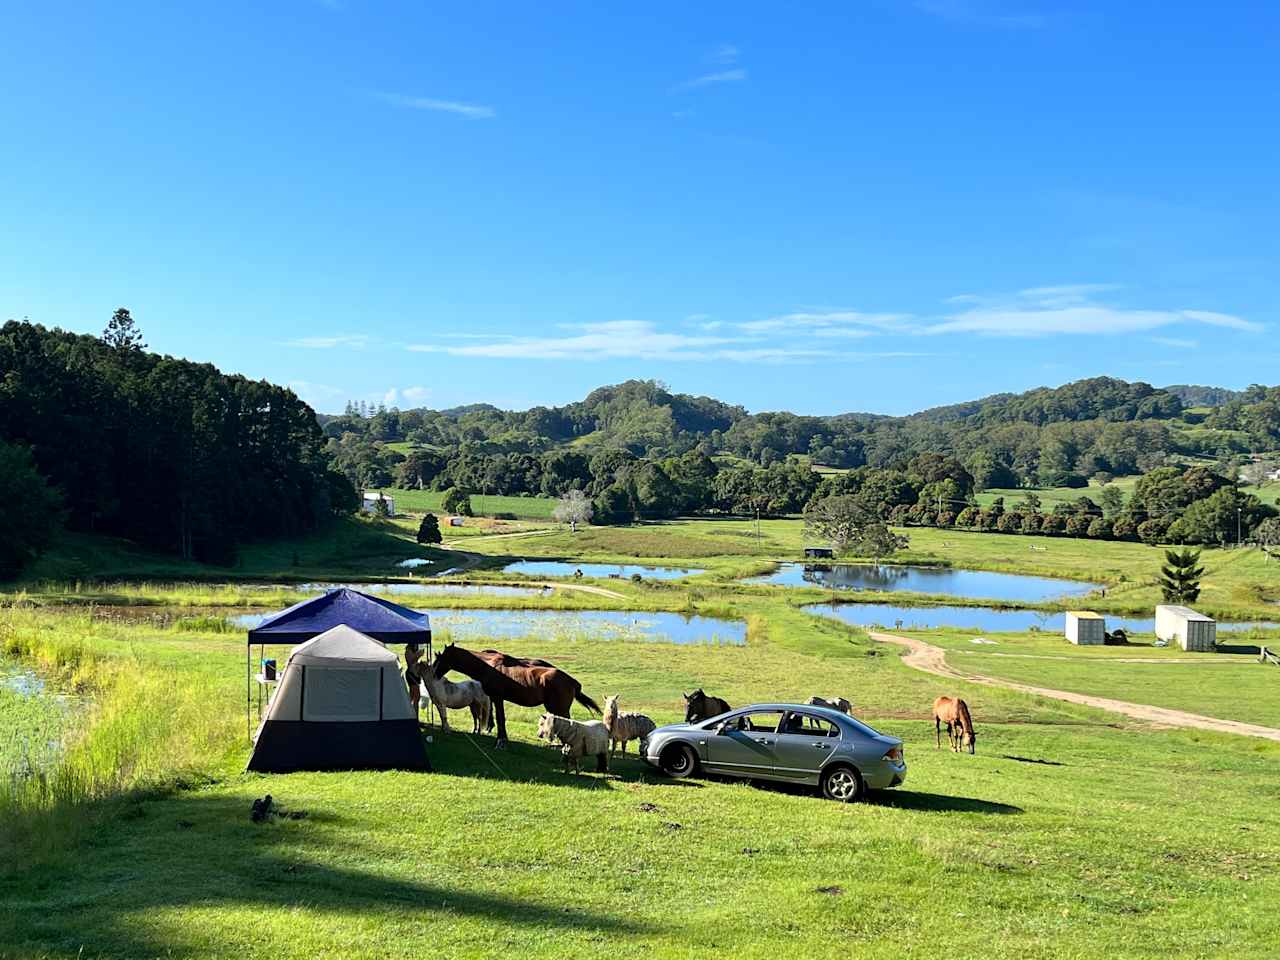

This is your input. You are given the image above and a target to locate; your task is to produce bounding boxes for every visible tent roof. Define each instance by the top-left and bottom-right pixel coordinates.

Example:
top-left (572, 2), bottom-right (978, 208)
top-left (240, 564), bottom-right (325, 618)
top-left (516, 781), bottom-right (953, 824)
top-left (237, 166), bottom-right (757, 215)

top-left (247, 587), bottom-right (431, 645)
top-left (288, 625), bottom-right (399, 666)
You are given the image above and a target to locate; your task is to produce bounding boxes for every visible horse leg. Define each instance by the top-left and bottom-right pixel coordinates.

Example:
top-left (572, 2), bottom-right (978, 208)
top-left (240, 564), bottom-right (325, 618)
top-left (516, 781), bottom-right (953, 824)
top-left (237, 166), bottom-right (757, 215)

top-left (597, 751), bottom-right (608, 773)
top-left (493, 699), bottom-right (508, 748)
top-left (438, 704), bottom-right (449, 733)
top-left (935, 716), bottom-right (941, 748)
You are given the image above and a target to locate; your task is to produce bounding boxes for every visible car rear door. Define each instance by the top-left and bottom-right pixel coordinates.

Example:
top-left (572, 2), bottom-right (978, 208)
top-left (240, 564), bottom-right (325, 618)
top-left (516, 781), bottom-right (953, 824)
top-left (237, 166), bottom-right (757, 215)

top-left (772, 711), bottom-right (841, 782)
top-left (703, 710), bottom-right (783, 778)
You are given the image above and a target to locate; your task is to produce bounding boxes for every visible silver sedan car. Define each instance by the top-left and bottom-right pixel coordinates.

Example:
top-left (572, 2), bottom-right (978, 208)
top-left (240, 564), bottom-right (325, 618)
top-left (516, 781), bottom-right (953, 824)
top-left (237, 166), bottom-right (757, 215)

top-left (640, 703), bottom-right (906, 801)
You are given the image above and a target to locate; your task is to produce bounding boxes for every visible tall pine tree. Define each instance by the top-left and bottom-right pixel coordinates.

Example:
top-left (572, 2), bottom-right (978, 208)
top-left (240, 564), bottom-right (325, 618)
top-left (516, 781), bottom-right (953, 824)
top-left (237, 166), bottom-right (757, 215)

top-left (1159, 549), bottom-right (1204, 603)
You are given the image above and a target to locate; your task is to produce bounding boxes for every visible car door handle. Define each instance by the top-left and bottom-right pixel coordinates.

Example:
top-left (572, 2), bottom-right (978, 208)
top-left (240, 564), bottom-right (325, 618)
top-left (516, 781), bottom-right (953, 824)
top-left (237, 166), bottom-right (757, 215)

top-left (754, 738), bottom-right (774, 746)
top-left (813, 743), bottom-right (831, 749)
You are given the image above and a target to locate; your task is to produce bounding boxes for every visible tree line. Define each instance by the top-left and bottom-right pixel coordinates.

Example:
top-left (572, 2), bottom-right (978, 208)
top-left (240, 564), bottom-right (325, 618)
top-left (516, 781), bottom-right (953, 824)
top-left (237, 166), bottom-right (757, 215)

top-left (0, 315), bottom-right (355, 575)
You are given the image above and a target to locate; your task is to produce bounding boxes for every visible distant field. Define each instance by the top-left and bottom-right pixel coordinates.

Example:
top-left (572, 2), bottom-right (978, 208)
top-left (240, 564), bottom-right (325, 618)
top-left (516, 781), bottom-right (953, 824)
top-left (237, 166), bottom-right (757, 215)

top-left (373, 487), bottom-right (558, 519)
top-left (974, 476), bottom-right (1139, 509)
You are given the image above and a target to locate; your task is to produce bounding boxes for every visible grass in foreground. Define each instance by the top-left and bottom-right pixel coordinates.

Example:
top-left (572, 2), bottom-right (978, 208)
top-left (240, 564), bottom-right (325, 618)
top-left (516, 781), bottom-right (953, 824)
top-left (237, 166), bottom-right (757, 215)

top-left (2, 606), bottom-right (1280, 958)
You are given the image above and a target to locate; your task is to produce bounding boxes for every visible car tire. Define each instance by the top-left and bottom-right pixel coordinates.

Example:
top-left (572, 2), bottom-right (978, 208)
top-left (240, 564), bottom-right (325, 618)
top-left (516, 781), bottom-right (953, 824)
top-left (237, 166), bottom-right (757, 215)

top-left (659, 743), bottom-right (699, 779)
top-left (820, 764), bottom-right (863, 802)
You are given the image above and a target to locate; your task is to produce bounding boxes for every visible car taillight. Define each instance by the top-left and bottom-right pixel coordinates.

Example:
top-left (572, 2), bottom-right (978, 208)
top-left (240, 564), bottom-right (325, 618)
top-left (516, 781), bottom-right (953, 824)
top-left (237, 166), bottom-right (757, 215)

top-left (883, 746), bottom-right (903, 762)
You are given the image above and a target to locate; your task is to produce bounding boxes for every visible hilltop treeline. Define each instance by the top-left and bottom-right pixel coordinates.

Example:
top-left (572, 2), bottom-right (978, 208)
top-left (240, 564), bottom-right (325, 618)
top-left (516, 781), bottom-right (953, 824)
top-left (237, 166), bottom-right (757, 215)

top-left (0, 318), bottom-right (354, 572)
top-left (326, 376), bottom-right (1280, 495)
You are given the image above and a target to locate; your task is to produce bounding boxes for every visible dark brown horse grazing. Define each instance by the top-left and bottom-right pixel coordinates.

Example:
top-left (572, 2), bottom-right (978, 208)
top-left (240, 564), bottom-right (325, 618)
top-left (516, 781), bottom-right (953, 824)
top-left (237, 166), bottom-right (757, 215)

top-left (432, 643), bottom-right (602, 748)
top-left (932, 695), bottom-right (977, 754)
top-left (683, 689), bottom-right (732, 723)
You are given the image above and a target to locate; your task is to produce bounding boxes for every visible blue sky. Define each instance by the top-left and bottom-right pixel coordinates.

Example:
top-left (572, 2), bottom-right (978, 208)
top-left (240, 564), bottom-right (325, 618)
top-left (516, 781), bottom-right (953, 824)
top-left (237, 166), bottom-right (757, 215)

top-left (2, 1), bottom-right (1277, 415)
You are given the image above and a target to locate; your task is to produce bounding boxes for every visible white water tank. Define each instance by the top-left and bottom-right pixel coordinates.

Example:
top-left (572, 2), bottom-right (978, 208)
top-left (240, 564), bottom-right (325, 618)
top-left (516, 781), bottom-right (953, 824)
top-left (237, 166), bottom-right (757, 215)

top-left (1065, 611), bottom-right (1105, 645)
top-left (1155, 605), bottom-right (1216, 652)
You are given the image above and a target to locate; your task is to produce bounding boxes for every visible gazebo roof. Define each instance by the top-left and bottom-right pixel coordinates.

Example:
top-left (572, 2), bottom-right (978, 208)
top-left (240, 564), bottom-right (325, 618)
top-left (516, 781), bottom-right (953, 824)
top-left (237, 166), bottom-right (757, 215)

top-left (246, 587), bottom-right (431, 646)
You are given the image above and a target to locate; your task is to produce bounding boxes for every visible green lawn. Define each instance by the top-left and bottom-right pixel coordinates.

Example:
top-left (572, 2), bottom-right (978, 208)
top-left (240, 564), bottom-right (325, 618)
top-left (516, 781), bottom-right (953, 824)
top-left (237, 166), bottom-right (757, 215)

top-left (374, 487), bottom-right (558, 519)
top-left (3, 603), bottom-right (1279, 958)
top-left (918, 628), bottom-right (1280, 729)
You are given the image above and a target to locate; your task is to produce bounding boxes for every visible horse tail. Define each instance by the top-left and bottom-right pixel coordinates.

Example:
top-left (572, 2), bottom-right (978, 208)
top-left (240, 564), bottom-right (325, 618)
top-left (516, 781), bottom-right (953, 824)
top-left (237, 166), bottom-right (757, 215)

top-left (575, 690), bottom-right (603, 716)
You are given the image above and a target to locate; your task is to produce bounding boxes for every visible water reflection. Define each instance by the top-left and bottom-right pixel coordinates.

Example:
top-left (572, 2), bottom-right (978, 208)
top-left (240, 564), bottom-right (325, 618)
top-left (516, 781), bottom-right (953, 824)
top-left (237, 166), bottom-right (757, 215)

top-left (500, 561), bottom-right (705, 580)
top-left (748, 562), bottom-right (1098, 602)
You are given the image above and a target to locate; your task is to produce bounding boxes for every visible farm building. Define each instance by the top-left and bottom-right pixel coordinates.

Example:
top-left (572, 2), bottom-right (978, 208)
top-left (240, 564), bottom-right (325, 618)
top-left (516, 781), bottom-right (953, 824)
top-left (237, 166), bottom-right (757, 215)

top-left (1155, 605), bottom-right (1217, 652)
top-left (361, 492), bottom-right (395, 516)
top-left (804, 547), bottom-right (834, 559)
top-left (1065, 611), bottom-right (1106, 645)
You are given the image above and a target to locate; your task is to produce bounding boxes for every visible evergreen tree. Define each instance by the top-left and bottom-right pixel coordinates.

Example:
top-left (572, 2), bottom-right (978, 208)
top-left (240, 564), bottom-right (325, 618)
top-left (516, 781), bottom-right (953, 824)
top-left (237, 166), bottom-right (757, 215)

top-left (416, 513), bottom-right (442, 544)
top-left (102, 307), bottom-right (146, 351)
top-left (1159, 549), bottom-right (1204, 604)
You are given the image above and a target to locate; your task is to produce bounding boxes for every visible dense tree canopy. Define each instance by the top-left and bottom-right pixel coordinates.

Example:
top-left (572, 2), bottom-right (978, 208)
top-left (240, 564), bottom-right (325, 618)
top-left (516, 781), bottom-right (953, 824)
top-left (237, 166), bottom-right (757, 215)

top-left (0, 319), bottom-right (352, 565)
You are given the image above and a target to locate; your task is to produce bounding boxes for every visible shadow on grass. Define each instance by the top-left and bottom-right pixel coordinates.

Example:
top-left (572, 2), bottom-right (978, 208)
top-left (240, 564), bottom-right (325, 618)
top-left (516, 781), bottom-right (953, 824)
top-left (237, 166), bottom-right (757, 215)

top-left (873, 790), bottom-right (1022, 815)
top-left (1001, 754), bottom-right (1065, 767)
top-left (423, 729), bottom-right (703, 791)
top-left (0, 794), bottom-right (655, 957)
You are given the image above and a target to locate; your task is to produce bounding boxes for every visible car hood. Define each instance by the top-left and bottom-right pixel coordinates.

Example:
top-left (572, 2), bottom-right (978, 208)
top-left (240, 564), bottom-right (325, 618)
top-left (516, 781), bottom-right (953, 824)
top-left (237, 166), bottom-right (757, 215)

top-left (649, 722), bottom-right (705, 736)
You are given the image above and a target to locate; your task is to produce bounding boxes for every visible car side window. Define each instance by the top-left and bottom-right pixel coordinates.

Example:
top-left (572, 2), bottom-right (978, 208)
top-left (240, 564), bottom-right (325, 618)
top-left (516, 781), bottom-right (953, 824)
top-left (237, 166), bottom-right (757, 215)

top-left (733, 711), bottom-right (783, 733)
top-left (782, 713), bottom-right (839, 738)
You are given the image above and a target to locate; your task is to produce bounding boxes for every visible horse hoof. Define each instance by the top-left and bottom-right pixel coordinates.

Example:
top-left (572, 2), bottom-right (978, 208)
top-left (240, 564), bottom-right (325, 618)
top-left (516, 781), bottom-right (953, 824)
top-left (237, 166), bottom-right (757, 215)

top-left (494, 740), bottom-right (508, 750)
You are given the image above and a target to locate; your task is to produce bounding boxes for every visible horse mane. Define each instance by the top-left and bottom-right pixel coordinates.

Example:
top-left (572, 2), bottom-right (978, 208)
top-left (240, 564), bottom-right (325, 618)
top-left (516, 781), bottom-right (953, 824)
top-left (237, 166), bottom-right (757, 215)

top-left (955, 698), bottom-right (974, 732)
top-left (436, 644), bottom-right (499, 681)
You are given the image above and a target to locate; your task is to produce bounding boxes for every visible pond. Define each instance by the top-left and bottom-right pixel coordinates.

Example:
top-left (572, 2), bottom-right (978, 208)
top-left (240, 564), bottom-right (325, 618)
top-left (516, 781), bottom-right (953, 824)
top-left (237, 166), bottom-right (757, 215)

top-left (231, 608), bottom-right (745, 646)
top-left (746, 562), bottom-right (1099, 602)
top-left (807, 603), bottom-right (1278, 636)
top-left (500, 560), bottom-right (706, 581)
top-left (292, 582), bottom-right (546, 598)
top-left (1, 659), bottom-right (80, 779)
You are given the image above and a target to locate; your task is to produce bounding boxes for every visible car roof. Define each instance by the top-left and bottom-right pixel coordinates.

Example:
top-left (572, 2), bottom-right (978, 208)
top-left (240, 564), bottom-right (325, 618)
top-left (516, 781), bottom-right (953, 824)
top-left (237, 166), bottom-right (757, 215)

top-left (724, 703), bottom-right (888, 737)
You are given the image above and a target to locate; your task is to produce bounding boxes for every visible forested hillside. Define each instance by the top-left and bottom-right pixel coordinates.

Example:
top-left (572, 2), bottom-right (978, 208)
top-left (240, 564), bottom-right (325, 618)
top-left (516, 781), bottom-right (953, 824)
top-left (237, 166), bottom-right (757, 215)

top-left (0, 317), bottom-right (354, 575)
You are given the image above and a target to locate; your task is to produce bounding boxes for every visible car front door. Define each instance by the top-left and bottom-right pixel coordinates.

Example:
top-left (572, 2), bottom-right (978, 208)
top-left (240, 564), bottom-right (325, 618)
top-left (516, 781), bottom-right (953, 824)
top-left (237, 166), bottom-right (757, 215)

top-left (703, 710), bottom-right (783, 778)
top-left (772, 711), bottom-right (841, 782)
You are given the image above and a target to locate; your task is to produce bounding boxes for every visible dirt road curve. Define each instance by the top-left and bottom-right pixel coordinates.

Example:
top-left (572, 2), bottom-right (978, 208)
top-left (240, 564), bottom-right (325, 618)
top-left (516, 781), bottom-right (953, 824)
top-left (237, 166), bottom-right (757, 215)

top-left (869, 631), bottom-right (1280, 743)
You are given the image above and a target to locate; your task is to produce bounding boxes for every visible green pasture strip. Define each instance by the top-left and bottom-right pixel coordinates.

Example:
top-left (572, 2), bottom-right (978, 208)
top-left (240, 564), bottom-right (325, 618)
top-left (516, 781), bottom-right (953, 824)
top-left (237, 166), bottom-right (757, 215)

top-left (924, 628), bottom-right (1280, 730)
top-left (373, 487), bottom-right (559, 519)
top-left (1, 606), bottom-right (1278, 957)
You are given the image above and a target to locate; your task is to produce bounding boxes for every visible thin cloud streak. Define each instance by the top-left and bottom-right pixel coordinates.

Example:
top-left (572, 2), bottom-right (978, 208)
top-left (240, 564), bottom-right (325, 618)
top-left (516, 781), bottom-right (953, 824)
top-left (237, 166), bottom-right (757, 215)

top-left (377, 92), bottom-right (496, 119)
top-left (670, 69), bottom-right (747, 93)
top-left (287, 334), bottom-right (370, 349)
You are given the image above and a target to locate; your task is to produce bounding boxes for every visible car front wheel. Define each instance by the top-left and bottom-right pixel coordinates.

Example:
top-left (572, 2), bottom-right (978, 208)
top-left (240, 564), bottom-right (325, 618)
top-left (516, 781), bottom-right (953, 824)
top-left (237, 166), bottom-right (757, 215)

top-left (659, 743), bottom-right (699, 779)
top-left (821, 764), bottom-right (863, 802)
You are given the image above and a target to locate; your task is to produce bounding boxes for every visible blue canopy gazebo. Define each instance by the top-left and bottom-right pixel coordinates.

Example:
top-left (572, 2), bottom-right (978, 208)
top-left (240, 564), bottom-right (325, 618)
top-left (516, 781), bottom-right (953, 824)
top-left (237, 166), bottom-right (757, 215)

top-left (245, 588), bottom-right (432, 739)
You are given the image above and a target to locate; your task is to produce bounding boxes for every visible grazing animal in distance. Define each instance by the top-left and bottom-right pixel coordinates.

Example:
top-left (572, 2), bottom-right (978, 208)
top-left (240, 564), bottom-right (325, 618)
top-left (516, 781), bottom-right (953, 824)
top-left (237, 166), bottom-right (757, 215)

top-left (932, 696), bottom-right (977, 754)
top-left (806, 696), bottom-right (853, 715)
top-left (537, 713), bottom-right (610, 773)
top-left (432, 643), bottom-right (601, 748)
top-left (683, 689), bottom-right (732, 723)
top-left (420, 663), bottom-right (492, 734)
top-left (602, 695), bottom-right (656, 755)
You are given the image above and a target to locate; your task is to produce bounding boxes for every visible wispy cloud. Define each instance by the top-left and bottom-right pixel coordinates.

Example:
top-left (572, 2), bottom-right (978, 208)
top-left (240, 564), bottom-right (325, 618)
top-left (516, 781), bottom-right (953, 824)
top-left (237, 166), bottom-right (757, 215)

top-left (1150, 336), bottom-right (1198, 349)
top-left (913, 0), bottom-right (1046, 28)
top-left (287, 380), bottom-right (346, 410)
top-left (287, 334), bottom-right (370, 349)
top-left (377, 92), bottom-right (496, 119)
top-left (739, 311), bottom-right (912, 337)
top-left (670, 69), bottom-right (747, 93)
top-left (921, 286), bottom-right (1262, 337)
top-left (407, 319), bottom-right (916, 365)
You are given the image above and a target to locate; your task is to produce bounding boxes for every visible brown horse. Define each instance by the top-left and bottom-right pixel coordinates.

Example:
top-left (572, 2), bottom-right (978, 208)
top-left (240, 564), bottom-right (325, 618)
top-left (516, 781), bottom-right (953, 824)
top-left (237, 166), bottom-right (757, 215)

top-left (432, 643), bottom-right (602, 748)
top-left (932, 696), bottom-right (976, 753)
top-left (683, 689), bottom-right (732, 723)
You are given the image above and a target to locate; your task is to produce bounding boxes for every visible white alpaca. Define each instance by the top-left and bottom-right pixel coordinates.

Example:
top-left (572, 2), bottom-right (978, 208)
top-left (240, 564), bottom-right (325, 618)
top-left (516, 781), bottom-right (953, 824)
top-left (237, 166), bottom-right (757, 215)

top-left (536, 713), bottom-right (609, 773)
top-left (602, 694), bottom-right (656, 756)
top-left (806, 696), bottom-right (853, 715)
top-left (421, 667), bottom-right (492, 734)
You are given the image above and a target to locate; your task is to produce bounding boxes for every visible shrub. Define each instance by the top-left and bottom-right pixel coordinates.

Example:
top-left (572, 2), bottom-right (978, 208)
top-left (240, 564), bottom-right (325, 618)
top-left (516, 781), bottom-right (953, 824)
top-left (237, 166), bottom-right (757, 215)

top-left (996, 513), bottom-right (1020, 533)
top-left (955, 507), bottom-right (980, 528)
top-left (1087, 517), bottom-right (1113, 539)
top-left (935, 510), bottom-right (956, 528)
top-left (1137, 517), bottom-right (1171, 546)
top-left (1064, 514), bottom-right (1091, 538)
top-left (1112, 516), bottom-right (1138, 541)
top-left (1020, 513), bottom-right (1042, 534)
top-left (1040, 514), bottom-right (1065, 535)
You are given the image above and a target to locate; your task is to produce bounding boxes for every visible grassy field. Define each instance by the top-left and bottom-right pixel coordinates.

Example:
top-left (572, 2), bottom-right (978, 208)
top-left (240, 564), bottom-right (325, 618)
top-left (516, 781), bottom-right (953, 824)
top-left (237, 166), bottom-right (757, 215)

top-left (917, 627), bottom-right (1280, 728)
top-left (3, 602), bottom-right (1280, 958)
top-left (374, 487), bottom-right (558, 519)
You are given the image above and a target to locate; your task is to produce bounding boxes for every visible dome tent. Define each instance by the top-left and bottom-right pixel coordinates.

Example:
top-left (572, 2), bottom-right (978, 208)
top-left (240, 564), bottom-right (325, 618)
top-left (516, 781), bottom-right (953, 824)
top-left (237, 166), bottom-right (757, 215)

top-left (247, 624), bottom-right (430, 773)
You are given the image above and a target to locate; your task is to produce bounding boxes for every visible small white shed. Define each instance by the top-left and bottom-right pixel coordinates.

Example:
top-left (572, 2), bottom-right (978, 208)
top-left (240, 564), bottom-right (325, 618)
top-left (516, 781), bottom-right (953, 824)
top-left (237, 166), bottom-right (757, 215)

top-left (1155, 604), bottom-right (1216, 652)
top-left (1065, 611), bottom-right (1105, 645)
top-left (361, 493), bottom-right (395, 516)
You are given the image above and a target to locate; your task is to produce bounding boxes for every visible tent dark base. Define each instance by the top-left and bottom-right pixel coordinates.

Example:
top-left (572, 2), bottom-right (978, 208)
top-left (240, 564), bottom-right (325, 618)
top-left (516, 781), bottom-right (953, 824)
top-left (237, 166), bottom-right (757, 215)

top-left (247, 719), bottom-right (431, 773)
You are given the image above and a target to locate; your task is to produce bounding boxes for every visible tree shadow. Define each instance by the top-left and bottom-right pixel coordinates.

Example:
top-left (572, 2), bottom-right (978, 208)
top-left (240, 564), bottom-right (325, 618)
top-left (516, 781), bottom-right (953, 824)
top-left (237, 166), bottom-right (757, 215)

top-left (423, 729), bottom-right (702, 791)
top-left (872, 790), bottom-right (1023, 815)
top-left (0, 794), bottom-right (655, 957)
top-left (1000, 754), bottom-right (1065, 767)
top-left (1214, 642), bottom-right (1263, 655)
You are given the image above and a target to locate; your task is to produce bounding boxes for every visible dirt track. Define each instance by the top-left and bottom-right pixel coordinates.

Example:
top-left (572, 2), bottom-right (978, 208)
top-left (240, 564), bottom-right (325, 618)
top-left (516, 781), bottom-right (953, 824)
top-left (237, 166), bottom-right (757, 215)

top-left (869, 631), bottom-right (1280, 743)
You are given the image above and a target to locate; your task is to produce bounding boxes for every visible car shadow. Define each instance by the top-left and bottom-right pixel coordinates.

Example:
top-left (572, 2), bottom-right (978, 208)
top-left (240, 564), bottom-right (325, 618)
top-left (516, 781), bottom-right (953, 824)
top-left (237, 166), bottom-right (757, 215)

top-left (872, 790), bottom-right (1022, 815)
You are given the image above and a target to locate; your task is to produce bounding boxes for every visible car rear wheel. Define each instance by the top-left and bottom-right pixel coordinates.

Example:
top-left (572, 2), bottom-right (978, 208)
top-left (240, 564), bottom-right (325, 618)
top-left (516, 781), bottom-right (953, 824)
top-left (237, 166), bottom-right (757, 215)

top-left (659, 743), bottom-right (699, 779)
top-left (821, 764), bottom-right (863, 802)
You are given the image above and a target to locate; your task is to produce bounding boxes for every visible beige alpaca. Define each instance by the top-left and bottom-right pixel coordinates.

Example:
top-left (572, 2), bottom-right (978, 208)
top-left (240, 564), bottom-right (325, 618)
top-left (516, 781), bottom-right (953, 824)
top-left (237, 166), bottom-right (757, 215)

top-left (602, 694), bottom-right (657, 755)
top-left (536, 713), bottom-right (609, 773)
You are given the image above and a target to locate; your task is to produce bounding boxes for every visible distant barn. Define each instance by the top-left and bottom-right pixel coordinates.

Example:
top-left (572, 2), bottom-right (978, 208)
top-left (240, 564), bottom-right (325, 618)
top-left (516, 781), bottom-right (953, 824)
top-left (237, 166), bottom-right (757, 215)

top-left (804, 547), bottom-right (834, 560)
top-left (1155, 605), bottom-right (1217, 652)
top-left (361, 492), bottom-right (395, 516)
top-left (1065, 611), bottom-right (1105, 645)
